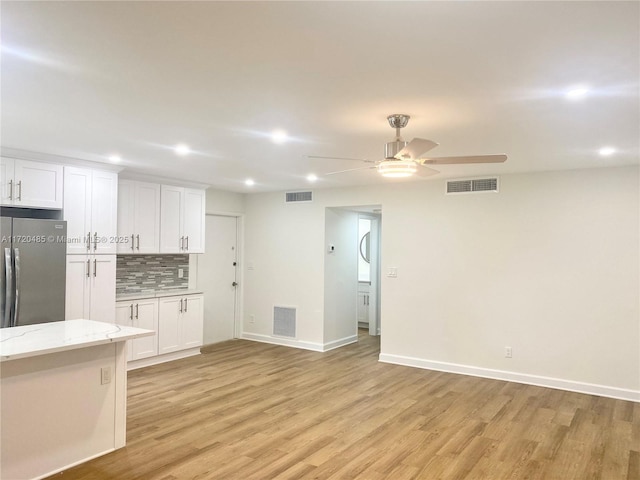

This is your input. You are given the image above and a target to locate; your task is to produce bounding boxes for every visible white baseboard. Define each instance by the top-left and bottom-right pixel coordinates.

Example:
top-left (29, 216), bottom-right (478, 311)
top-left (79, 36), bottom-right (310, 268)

top-left (379, 353), bottom-right (640, 403)
top-left (241, 332), bottom-right (358, 352)
top-left (322, 335), bottom-right (358, 351)
top-left (127, 348), bottom-right (201, 370)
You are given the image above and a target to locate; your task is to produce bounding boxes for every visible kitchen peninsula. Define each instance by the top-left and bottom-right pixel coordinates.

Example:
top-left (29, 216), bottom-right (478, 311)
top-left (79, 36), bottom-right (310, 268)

top-left (0, 319), bottom-right (153, 480)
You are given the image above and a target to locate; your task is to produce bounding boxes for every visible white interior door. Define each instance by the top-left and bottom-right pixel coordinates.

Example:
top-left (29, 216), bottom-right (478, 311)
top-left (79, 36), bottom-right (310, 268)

top-left (197, 215), bottom-right (237, 345)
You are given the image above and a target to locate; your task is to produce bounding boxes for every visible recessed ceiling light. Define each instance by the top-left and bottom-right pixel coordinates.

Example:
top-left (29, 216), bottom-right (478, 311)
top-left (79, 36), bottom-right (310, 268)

top-left (598, 146), bottom-right (616, 156)
top-left (566, 86), bottom-right (589, 99)
top-left (307, 173), bottom-right (318, 182)
top-left (174, 144), bottom-right (190, 156)
top-left (108, 154), bottom-right (122, 163)
top-left (271, 130), bottom-right (288, 144)
top-left (245, 179), bottom-right (255, 186)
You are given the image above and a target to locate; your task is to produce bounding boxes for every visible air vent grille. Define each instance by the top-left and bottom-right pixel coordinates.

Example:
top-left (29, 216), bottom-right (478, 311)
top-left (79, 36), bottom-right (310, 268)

top-left (285, 191), bottom-right (313, 203)
top-left (447, 177), bottom-right (499, 194)
top-left (273, 306), bottom-right (296, 338)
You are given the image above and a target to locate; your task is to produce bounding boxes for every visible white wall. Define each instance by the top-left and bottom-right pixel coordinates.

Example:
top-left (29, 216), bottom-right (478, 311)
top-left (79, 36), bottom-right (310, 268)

top-left (324, 208), bottom-right (358, 347)
top-left (206, 187), bottom-right (245, 214)
top-left (242, 166), bottom-right (639, 399)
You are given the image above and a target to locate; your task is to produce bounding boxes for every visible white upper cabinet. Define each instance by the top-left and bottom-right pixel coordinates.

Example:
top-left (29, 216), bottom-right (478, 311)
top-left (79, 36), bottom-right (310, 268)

top-left (0, 158), bottom-right (63, 209)
top-left (160, 186), bottom-right (205, 254)
top-left (63, 167), bottom-right (118, 254)
top-left (117, 180), bottom-right (161, 254)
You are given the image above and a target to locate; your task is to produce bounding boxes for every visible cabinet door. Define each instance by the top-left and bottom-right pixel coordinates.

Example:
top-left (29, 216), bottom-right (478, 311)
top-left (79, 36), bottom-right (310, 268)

top-left (183, 188), bottom-right (205, 254)
top-left (91, 170), bottom-right (118, 254)
top-left (160, 185), bottom-right (184, 253)
top-left (88, 255), bottom-right (116, 323)
top-left (117, 180), bottom-right (136, 254)
top-left (181, 295), bottom-right (204, 349)
top-left (158, 297), bottom-right (182, 354)
top-left (63, 167), bottom-right (93, 254)
top-left (131, 300), bottom-right (158, 360)
top-left (0, 157), bottom-right (15, 205)
top-left (65, 255), bottom-right (91, 320)
top-left (134, 182), bottom-right (161, 253)
top-left (13, 160), bottom-right (63, 209)
top-left (115, 303), bottom-right (134, 362)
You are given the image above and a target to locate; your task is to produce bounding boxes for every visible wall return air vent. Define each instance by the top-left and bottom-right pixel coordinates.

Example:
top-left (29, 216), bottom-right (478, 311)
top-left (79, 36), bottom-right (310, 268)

top-left (273, 306), bottom-right (296, 338)
top-left (446, 177), bottom-right (499, 194)
top-left (285, 191), bottom-right (313, 203)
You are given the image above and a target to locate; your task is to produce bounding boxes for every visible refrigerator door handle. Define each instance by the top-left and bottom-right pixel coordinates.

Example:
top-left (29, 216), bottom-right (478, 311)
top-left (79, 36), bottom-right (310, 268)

top-left (3, 248), bottom-right (13, 328)
top-left (13, 248), bottom-right (20, 327)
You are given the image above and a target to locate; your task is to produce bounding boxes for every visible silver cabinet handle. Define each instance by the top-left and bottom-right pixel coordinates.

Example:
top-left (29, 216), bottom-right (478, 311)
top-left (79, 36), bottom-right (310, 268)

top-left (131, 234), bottom-right (135, 251)
top-left (93, 258), bottom-right (97, 277)
top-left (129, 304), bottom-right (133, 320)
top-left (185, 236), bottom-right (189, 251)
top-left (93, 232), bottom-right (98, 251)
top-left (3, 248), bottom-right (13, 328)
top-left (135, 303), bottom-right (139, 319)
top-left (86, 259), bottom-right (90, 278)
top-left (136, 234), bottom-right (140, 251)
top-left (8, 180), bottom-right (12, 200)
top-left (180, 236), bottom-right (184, 251)
top-left (13, 248), bottom-right (20, 327)
top-left (184, 297), bottom-right (188, 312)
top-left (87, 232), bottom-right (91, 251)
top-left (179, 298), bottom-right (183, 313)
top-left (16, 181), bottom-right (22, 201)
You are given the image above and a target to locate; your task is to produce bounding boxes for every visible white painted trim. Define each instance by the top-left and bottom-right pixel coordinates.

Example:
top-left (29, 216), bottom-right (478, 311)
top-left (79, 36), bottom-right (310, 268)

top-left (379, 353), bottom-right (640, 403)
top-left (241, 332), bottom-right (324, 352)
top-left (127, 348), bottom-right (201, 370)
top-left (241, 332), bottom-right (358, 352)
top-left (323, 335), bottom-right (358, 351)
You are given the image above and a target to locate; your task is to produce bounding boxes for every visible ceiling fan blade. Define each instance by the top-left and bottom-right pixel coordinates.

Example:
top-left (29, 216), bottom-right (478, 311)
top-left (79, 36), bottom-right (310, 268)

top-left (395, 138), bottom-right (439, 160)
top-left (420, 154), bottom-right (507, 165)
top-left (307, 155), bottom-right (375, 164)
top-left (415, 164), bottom-right (440, 177)
top-left (324, 166), bottom-right (377, 176)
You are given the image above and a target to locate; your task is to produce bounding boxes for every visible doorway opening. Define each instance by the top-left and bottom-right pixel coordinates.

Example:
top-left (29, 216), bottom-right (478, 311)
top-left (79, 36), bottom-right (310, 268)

top-left (323, 205), bottom-right (381, 352)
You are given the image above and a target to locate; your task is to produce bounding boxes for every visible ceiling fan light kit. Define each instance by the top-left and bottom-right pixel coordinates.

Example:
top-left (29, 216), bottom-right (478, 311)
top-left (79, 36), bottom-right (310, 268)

top-left (377, 159), bottom-right (417, 178)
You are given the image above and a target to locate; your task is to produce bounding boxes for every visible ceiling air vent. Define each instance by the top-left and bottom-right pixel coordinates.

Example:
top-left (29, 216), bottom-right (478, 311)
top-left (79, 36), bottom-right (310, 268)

top-left (285, 191), bottom-right (313, 203)
top-left (446, 177), bottom-right (499, 195)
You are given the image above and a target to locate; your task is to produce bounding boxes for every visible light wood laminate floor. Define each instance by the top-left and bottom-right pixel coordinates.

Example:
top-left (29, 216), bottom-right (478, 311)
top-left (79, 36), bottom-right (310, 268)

top-left (50, 331), bottom-right (639, 479)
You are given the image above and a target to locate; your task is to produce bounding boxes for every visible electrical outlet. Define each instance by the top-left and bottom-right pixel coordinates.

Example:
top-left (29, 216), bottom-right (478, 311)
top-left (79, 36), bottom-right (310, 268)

top-left (178, 268), bottom-right (184, 278)
top-left (505, 346), bottom-right (512, 358)
top-left (101, 366), bottom-right (112, 385)
top-left (249, 314), bottom-right (255, 324)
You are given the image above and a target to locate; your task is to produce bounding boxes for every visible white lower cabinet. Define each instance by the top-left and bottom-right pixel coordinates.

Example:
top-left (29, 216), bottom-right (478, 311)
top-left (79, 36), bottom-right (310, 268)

top-left (158, 294), bottom-right (204, 354)
top-left (118, 293), bottom-right (203, 366)
top-left (65, 255), bottom-right (116, 323)
top-left (116, 299), bottom-right (159, 361)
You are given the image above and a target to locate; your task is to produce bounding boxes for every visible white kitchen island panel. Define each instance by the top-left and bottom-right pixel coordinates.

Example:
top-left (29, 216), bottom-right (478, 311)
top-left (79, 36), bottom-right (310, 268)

top-left (0, 320), bottom-right (153, 480)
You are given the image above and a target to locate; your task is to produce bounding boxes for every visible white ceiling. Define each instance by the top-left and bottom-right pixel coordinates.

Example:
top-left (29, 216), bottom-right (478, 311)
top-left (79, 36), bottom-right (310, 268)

top-left (2, 1), bottom-right (638, 192)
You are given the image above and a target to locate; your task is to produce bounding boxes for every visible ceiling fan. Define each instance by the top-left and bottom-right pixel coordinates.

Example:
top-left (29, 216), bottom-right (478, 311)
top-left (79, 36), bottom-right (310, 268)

top-left (309, 114), bottom-right (507, 178)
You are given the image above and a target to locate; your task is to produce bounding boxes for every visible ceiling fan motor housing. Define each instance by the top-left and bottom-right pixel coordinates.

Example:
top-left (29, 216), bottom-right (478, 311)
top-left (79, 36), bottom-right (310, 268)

top-left (385, 140), bottom-right (409, 159)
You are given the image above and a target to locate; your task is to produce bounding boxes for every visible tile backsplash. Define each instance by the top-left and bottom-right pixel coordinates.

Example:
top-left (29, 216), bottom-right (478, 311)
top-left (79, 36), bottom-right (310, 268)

top-left (116, 254), bottom-right (189, 295)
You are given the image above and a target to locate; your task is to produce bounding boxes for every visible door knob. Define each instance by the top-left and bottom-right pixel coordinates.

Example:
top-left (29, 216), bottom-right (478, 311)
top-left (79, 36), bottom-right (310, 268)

top-left (232, 281), bottom-right (238, 287)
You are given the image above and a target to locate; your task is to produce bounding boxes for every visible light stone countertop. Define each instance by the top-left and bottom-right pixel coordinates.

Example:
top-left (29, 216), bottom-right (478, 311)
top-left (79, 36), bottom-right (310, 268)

top-left (116, 289), bottom-right (204, 302)
top-left (0, 319), bottom-right (154, 361)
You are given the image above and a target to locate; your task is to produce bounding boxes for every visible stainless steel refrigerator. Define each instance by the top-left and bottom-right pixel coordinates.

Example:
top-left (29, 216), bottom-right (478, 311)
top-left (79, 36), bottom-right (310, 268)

top-left (1, 217), bottom-right (67, 328)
